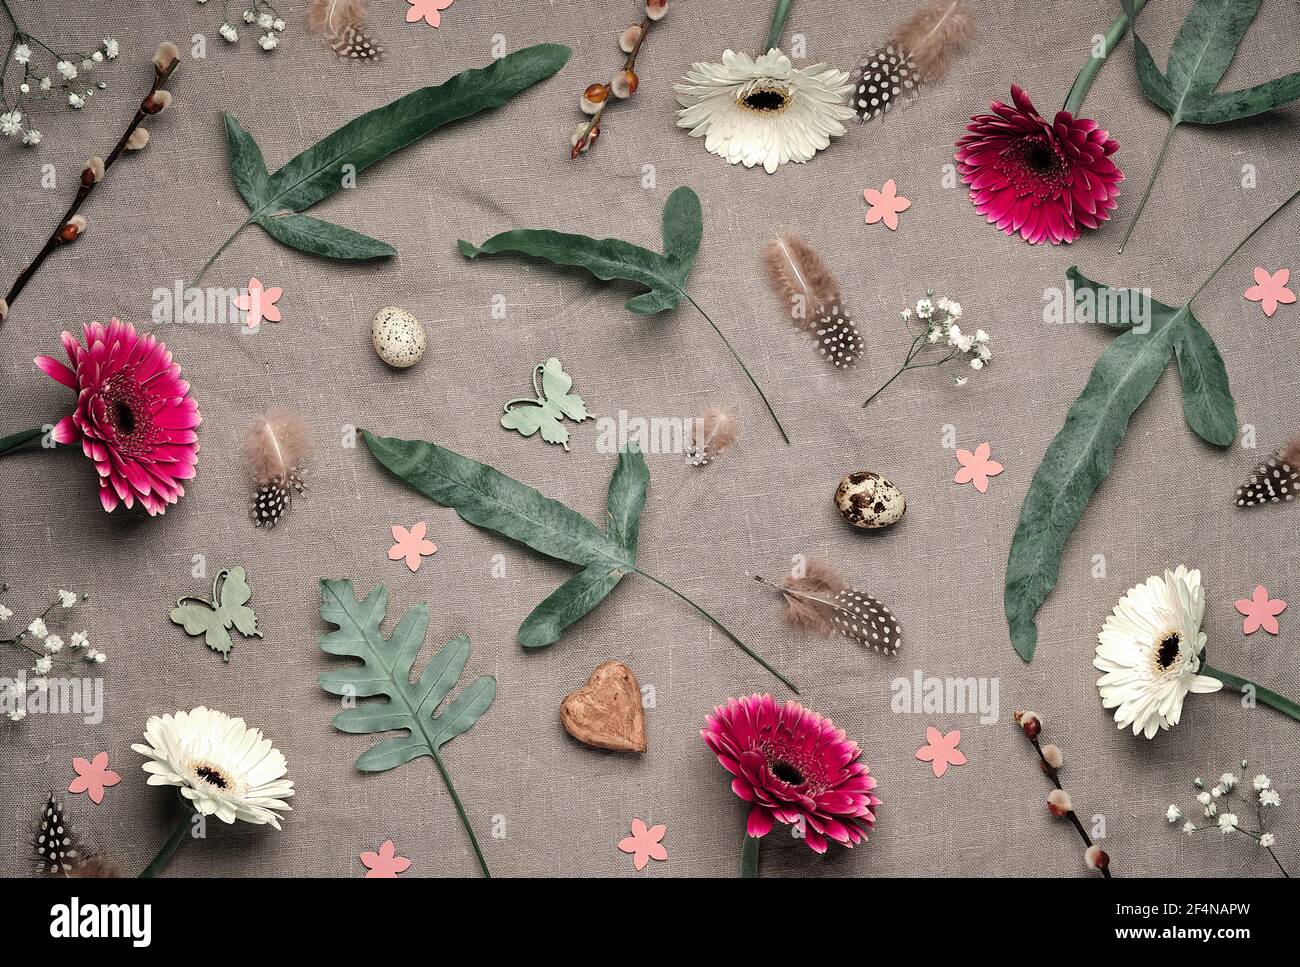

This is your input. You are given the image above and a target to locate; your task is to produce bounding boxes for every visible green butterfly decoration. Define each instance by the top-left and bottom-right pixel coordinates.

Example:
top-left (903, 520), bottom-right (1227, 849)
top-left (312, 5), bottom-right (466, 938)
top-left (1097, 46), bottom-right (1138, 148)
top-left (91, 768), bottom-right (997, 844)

top-left (501, 358), bottom-right (592, 450)
top-left (169, 567), bottom-right (261, 662)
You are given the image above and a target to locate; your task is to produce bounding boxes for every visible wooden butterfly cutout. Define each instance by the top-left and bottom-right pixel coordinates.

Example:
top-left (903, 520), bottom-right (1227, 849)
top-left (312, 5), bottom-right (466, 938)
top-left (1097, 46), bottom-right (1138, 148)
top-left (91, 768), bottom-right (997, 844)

top-left (501, 358), bottom-right (592, 451)
top-left (169, 567), bottom-right (262, 662)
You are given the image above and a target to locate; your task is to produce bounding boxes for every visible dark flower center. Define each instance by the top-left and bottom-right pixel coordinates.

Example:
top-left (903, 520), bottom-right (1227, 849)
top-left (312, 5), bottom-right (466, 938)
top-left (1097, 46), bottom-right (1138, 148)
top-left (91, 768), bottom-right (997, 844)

top-left (739, 84), bottom-right (791, 114)
top-left (771, 760), bottom-right (805, 786)
top-left (195, 765), bottom-right (229, 789)
top-left (1026, 142), bottom-right (1057, 172)
top-left (1155, 632), bottom-right (1182, 671)
top-left (113, 399), bottom-right (136, 436)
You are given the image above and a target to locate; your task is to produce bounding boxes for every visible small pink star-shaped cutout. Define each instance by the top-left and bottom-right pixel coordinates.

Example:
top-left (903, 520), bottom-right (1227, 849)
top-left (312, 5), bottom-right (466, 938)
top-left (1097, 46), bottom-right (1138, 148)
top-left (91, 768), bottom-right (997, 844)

top-left (388, 522), bottom-right (437, 572)
top-left (68, 752), bottom-right (121, 804)
top-left (360, 840), bottom-right (411, 878)
top-left (1235, 585), bottom-right (1287, 635)
top-left (234, 277), bottom-right (283, 329)
top-left (864, 179), bottom-right (911, 230)
top-left (406, 0), bottom-right (455, 27)
top-left (954, 442), bottom-right (1004, 493)
top-left (1244, 267), bottom-right (1295, 317)
top-left (618, 818), bottom-right (668, 871)
top-left (915, 727), bottom-right (966, 778)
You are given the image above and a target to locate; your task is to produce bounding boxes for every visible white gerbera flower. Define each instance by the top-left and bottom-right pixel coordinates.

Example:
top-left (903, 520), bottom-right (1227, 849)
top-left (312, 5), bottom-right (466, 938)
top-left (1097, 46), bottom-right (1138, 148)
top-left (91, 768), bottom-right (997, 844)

top-left (1094, 566), bottom-right (1223, 739)
top-left (675, 49), bottom-right (854, 174)
top-left (132, 706), bottom-right (293, 827)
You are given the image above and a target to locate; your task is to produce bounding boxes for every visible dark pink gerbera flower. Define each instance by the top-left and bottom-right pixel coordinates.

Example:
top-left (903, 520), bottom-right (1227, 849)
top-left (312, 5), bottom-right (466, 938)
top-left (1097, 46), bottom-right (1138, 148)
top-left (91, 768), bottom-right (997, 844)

top-left (36, 319), bottom-right (200, 515)
top-left (955, 85), bottom-right (1123, 245)
top-left (702, 694), bottom-right (879, 853)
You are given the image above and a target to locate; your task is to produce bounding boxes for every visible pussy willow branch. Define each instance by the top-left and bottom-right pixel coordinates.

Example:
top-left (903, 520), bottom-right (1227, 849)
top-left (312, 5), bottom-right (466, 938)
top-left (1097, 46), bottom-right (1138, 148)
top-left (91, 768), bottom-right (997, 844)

top-left (1029, 735), bottom-right (1114, 878)
top-left (2, 54), bottom-right (179, 322)
top-left (573, 14), bottom-right (653, 158)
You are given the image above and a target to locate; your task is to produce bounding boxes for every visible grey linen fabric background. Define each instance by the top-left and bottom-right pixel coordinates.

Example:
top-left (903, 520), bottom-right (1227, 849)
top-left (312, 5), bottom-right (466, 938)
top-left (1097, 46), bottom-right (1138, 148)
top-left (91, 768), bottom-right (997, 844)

top-left (2, 0), bottom-right (1298, 878)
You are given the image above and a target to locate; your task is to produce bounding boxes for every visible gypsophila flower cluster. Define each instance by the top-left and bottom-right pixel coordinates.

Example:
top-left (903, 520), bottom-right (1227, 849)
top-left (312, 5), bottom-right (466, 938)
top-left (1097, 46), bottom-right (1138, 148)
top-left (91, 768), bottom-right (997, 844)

top-left (1, 3), bottom-right (119, 147)
top-left (864, 291), bottom-right (991, 404)
top-left (0, 583), bottom-right (104, 720)
top-left (1165, 757), bottom-right (1290, 877)
top-left (211, 2), bottom-right (286, 53)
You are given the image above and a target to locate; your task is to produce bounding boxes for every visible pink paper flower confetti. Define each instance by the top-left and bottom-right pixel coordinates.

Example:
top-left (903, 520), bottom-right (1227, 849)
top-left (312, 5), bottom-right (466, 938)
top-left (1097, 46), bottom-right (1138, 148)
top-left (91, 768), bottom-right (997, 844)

top-left (360, 840), bottom-right (411, 877)
top-left (234, 278), bottom-right (283, 329)
top-left (406, 0), bottom-right (455, 27)
top-left (864, 179), bottom-right (911, 230)
top-left (915, 727), bottom-right (966, 778)
top-left (68, 752), bottom-right (121, 804)
top-left (1244, 267), bottom-right (1295, 317)
top-left (1235, 585), bottom-right (1286, 636)
top-left (618, 818), bottom-right (668, 871)
top-left (954, 442), bottom-right (1004, 493)
top-left (388, 522), bottom-right (437, 572)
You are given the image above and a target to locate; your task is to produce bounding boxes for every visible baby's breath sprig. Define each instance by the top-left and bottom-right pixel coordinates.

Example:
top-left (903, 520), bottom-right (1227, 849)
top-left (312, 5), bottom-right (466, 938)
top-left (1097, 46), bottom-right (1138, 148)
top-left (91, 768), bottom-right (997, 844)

top-left (571, 0), bottom-right (667, 158)
top-left (1015, 710), bottom-right (1114, 877)
top-left (211, 2), bottom-right (288, 53)
top-left (863, 291), bottom-right (991, 405)
top-left (0, 583), bottom-right (104, 722)
top-left (1, 41), bottom-right (180, 325)
top-left (1165, 759), bottom-right (1291, 878)
top-left (0, 0), bottom-right (121, 147)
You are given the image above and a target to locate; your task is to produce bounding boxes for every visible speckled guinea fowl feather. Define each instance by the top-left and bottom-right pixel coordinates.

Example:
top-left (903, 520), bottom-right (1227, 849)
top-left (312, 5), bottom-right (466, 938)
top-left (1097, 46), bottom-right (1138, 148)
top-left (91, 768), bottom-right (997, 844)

top-left (246, 410), bottom-right (310, 528)
top-left (305, 0), bottom-right (384, 61)
top-left (756, 566), bottom-right (902, 654)
top-left (853, 0), bottom-right (972, 122)
top-left (1236, 436), bottom-right (1300, 508)
top-left (34, 795), bottom-right (81, 875)
top-left (761, 233), bottom-right (864, 368)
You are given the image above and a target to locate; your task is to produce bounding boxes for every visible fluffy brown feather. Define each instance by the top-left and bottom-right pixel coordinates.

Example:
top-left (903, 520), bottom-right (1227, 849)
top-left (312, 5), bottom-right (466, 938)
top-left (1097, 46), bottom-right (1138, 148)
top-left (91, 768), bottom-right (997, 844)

top-left (246, 410), bottom-right (310, 528)
top-left (1284, 436), bottom-right (1300, 469)
top-left (891, 0), bottom-right (973, 80)
top-left (757, 562), bottom-right (903, 654)
top-left (305, 0), bottom-right (383, 60)
top-left (688, 406), bottom-right (739, 466)
top-left (762, 233), bottom-right (841, 332)
top-left (773, 560), bottom-right (848, 636)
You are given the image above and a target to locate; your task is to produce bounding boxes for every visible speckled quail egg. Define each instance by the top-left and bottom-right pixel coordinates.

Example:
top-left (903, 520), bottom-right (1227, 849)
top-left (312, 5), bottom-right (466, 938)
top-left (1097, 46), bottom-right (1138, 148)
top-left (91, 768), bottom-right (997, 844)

top-left (370, 306), bottom-right (426, 368)
top-left (834, 470), bottom-right (905, 529)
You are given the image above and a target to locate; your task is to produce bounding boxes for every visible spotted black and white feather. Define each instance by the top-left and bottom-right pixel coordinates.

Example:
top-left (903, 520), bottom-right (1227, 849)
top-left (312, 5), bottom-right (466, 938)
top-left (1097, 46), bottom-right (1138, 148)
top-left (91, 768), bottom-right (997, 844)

top-left (305, 0), bottom-right (384, 62)
top-left (1236, 438), bottom-right (1300, 508)
top-left (34, 795), bottom-right (81, 876)
top-left (762, 233), bottom-right (864, 369)
top-left (812, 302), bottom-right (865, 369)
top-left (246, 410), bottom-right (310, 529)
top-left (757, 563), bottom-right (902, 655)
top-left (853, 0), bottom-right (972, 123)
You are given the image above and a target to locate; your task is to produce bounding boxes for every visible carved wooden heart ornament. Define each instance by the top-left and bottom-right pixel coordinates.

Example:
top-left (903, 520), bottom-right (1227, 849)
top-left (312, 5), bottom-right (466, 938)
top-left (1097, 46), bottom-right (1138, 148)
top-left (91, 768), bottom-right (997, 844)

top-left (560, 661), bottom-right (647, 753)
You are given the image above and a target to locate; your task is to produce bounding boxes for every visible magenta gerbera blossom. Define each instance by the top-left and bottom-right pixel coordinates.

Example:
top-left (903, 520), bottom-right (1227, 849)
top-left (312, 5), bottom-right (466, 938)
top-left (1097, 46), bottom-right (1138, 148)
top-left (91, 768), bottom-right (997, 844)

top-left (955, 85), bottom-right (1123, 245)
top-left (701, 694), bottom-right (879, 853)
top-left (36, 319), bottom-right (200, 515)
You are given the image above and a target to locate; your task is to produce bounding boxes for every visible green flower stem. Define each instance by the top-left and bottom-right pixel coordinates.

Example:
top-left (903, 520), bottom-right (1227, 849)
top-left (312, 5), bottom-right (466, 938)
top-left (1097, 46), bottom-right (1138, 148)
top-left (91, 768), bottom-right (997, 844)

top-left (1202, 664), bottom-right (1300, 723)
top-left (1116, 121), bottom-right (1177, 255)
top-left (0, 427), bottom-right (43, 457)
top-left (681, 292), bottom-right (791, 445)
top-left (431, 749), bottom-right (492, 878)
top-left (139, 810), bottom-right (193, 878)
top-left (190, 216), bottom-right (255, 288)
top-left (764, 0), bottom-right (793, 53)
top-left (740, 830), bottom-right (761, 878)
top-left (634, 568), bottom-right (799, 693)
top-left (1063, 0), bottom-right (1148, 116)
top-left (1188, 184), bottom-right (1300, 304)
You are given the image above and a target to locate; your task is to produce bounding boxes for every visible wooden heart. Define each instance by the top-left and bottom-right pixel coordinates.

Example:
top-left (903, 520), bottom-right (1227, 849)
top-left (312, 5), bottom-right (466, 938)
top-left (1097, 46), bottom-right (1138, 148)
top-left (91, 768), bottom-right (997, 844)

top-left (560, 661), bottom-right (647, 753)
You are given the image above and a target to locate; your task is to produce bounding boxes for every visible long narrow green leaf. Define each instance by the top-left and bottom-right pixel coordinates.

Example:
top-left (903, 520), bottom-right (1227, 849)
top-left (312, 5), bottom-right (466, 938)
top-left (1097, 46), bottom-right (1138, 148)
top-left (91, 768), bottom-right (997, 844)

top-left (606, 446), bottom-right (649, 554)
top-left (224, 114), bottom-right (271, 209)
top-left (517, 566), bottom-right (625, 648)
top-left (257, 213), bottom-right (395, 260)
top-left (363, 430), bottom-right (631, 568)
top-left (1174, 314), bottom-right (1236, 446)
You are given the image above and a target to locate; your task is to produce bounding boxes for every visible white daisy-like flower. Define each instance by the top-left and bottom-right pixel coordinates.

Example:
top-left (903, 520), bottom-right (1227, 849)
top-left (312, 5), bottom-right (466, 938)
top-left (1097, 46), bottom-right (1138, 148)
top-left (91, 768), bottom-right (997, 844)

top-left (1219, 772), bottom-right (1238, 790)
top-left (104, 39), bottom-right (120, 59)
top-left (273, 18), bottom-right (285, 31)
top-left (0, 604), bottom-right (11, 620)
top-left (1217, 812), bottom-right (1238, 834)
top-left (44, 635), bottom-right (63, 653)
top-left (58, 589), bottom-right (77, 608)
top-left (22, 129), bottom-right (41, 146)
top-left (1, 110), bottom-right (23, 137)
top-left (1094, 566), bottom-right (1222, 739)
top-left (917, 298), bottom-right (933, 319)
top-left (675, 49), bottom-right (855, 174)
top-left (70, 631), bottom-right (88, 649)
top-left (969, 357), bottom-right (984, 370)
top-left (243, 9), bottom-right (257, 23)
top-left (132, 707), bottom-right (293, 827)
top-left (1253, 774), bottom-right (1271, 791)
top-left (1260, 832), bottom-right (1276, 848)
top-left (1182, 821), bottom-right (1197, 836)
top-left (27, 617), bottom-right (48, 639)
top-left (68, 93), bottom-right (86, 109)
top-left (34, 656), bottom-right (52, 675)
top-left (1165, 804), bottom-right (1182, 823)
top-left (257, 12), bottom-right (274, 28)
top-left (1197, 791), bottom-right (1212, 806)
top-left (56, 60), bottom-right (78, 80)
top-left (258, 33), bottom-right (278, 51)
top-left (220, 23), bottom-right (239, 42)
top-left (14, 44), bottom-right (31, 65)
top-left (40, 77), bottom-right (52, 91)
top-left (1261, 789), bottom-right (1281, 807)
